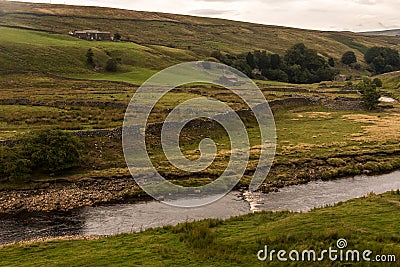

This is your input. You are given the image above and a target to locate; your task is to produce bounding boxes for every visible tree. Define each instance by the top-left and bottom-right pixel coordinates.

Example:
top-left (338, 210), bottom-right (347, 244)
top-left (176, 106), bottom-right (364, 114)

top-left (328, 57), bottom-right (335, 67)
top-left (246, 52), bottom-right (256, 69)
top-left (258, 51), bottom-right (269, 70)
top-left (284, 43), bottom-right (335, 83)
top-left (113, 33), bottom-right (122, 41)
top-left (86, 48), bottom-right (95, 67)
top-left (0, 146), bottom-right (31, 182)
top-left (270, 54), bottom-right (281, 69)
top-left (365, 46), bottom-right (400, 74)
top-left (105, 58), bottom-right (118, 72)
top-left (341, 51), bottom-right (357, 65)
top-left (21, 130), bottom-right (83, 174)
top-left (373, 77), bottom-right (383, 87)
top-left (211, 50), bottom-right (224, 62)
top-left (356, 78), bottom-right (381, 110)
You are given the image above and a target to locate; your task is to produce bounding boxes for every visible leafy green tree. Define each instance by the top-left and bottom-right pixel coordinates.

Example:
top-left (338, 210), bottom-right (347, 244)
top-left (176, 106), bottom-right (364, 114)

top-left (284, 43), bottom-right (335, 83)
top-left (246, 52), bottom-right (255, 69)
top-left (365, 47), bottom-right (400, 74)
top-left (373, 78), bottom-right (383, 87)
top-left (263, 69), bottom-right (288, 82)
top-left (105, 58), bottom-right (118, 72)
top-left (258, 51), bottom-right (269, 70)
top-left (21, 130), bottom-right (82, 174)
top-left (210, 51), bottom-right (224, 62)
top-left (356, 78), bottom-right (381, 110)
top-left (328, 57), bottom-right (335, 67)
top-left (0, 147), bottom-right (31, 182)
top-left (341, 51), bottom-right (357, 65)
top-left (270, 54), bottom-right (281, 69)
top-left (113, 33), bottom-right (121, 41)
top-left (86, 48), bottom-right (95, 67)
top-left (0, 130), bottom-right (83, 182)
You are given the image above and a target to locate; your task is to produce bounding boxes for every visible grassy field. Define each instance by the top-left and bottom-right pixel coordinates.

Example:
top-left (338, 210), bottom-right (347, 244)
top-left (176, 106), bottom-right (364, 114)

top-left (1, 191), bottom-right (399, 266)
top-left (378, 71), bottom-right (400, 100)
top-left (0, 26), bottom-right (197, 83)
top-left (0, 71), bottom-right (399, 190)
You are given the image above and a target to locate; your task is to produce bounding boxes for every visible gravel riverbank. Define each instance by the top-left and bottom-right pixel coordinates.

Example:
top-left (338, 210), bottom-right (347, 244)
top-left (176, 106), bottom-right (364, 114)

top-left (0, 177), bottom-right (140, 214)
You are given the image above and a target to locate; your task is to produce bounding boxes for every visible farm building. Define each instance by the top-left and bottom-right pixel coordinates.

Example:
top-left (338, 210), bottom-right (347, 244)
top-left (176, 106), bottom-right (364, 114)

top-left (71, 30), bottom-right (111, 41)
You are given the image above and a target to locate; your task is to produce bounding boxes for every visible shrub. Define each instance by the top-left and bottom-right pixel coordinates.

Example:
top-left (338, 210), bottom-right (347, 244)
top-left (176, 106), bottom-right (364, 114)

top-left (0, 130), bottom-right (83, 183)
top-left (356, 78), bottom-right (381, 110)
top-left (113, 33), bottom-right (121, 41)
top-left (86, 48), bottom-right (95, 67)
top-left (341, 51), bottom-right (357, 65)
top-left (373, 78), bottom-right (383, 87)
top-left (328, 57), bottom-right (335, 67)
top-left (20, 130), bottom-right (82, 174)
top-left (105, 58), bottom-right (118, 72)
top-left (364, 47), bottom-right (400, 74)
top-left (0, 147), bottom-right (31, 182)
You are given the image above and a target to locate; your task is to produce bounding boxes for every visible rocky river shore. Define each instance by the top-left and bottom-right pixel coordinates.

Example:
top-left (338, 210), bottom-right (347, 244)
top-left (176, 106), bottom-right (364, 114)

top-left (0, 177), bottom-right (141, 214)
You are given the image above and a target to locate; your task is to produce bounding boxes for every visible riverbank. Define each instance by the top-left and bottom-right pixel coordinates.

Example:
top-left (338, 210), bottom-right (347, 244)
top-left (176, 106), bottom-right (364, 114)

top-left (0, 176), bottom-right (143, 214)
top-left (1, 191), bottom-right (399, 266)
top-left (1, 163), bottom-right (399, 215)
top-left (1, 92), bottom-right (400, 214)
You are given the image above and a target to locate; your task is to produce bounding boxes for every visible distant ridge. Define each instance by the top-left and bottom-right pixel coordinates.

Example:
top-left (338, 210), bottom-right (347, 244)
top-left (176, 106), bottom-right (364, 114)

top-left (361, 29), bottom-right (400, 37)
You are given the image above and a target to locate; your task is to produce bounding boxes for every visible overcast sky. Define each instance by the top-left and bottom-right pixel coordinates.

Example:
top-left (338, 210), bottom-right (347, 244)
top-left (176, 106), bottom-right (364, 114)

top-left (18, 0), bottom-right (400, 31)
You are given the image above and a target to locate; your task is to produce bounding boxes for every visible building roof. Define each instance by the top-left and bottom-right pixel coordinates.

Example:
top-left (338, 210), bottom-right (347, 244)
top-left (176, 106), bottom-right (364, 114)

top-left (74, 30), bottom-right (111, 34)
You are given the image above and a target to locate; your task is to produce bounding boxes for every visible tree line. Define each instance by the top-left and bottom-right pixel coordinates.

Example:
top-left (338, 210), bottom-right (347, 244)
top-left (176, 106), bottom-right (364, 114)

top-left (211, 43), bottom-right (400, 83)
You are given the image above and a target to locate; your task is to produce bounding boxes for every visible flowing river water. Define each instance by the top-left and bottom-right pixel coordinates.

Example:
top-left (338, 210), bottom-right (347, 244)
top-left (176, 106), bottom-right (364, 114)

top-left (1, 171), bottom-right (400, 245)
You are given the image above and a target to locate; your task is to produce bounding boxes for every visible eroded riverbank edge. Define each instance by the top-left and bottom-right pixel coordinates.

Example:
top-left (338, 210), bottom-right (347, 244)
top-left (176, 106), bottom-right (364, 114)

top-left (1, 163), bottom-right (400, 215)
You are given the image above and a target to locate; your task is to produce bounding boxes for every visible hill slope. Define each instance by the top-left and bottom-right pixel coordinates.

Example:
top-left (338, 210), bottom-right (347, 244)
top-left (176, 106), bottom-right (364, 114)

top-left (362, 29), bottom-right (400, 37)
top-left (1, 1), bottom-right (400, 62)
top-left (0, 25), bottom-right (197, 83)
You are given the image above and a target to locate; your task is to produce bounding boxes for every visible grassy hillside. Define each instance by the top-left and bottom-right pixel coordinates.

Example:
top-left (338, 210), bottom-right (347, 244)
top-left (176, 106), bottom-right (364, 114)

top-left (1, 191), bottom-right (399, 266)
top-left (362, 29), bottom-right (400, 37)
top-left (1, 1), bottom-right (400, 63)
top-left (0, 25), bottom-right (197, 83)
top-left (378, 71), bottom-right (400, 100)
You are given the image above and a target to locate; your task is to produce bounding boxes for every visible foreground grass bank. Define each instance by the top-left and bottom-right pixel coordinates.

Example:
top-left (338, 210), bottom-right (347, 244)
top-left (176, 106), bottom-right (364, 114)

top-left (1, 191), bottom-right (399, 266)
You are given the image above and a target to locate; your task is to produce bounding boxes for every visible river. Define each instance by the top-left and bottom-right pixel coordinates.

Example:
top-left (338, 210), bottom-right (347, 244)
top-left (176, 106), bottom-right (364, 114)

top-left (1, 171), bottom-right (400, 245)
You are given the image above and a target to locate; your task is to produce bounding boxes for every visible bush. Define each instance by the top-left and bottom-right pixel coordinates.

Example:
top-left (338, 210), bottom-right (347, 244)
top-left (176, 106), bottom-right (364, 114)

top-left (0, 130), bottom-right (83, 182)
top-left (20, 130), bottom-right (82, 174)
top-left (0, 147), bottom-right (31, 182)
top-left (328, 57), bottom-right (335, 67)
top-left (373, 78), bottom-right (383, 87)
top-left (86, 48), bottom-right (95, 67)
top-left (341, 51), bottom-right (357, 65)
top-left (113, 33), bottom-right (121, 41)
top-left (105, 58), bottom-right (118, 72)
top-left (356, 78), bottom-right (381, 110)
top-left (364, 47), bottom-right (400, 74)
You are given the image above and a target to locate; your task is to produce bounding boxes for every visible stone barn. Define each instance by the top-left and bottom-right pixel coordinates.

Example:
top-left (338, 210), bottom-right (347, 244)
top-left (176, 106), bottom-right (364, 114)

top-left (72, 30), bottom-right (111, 41)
